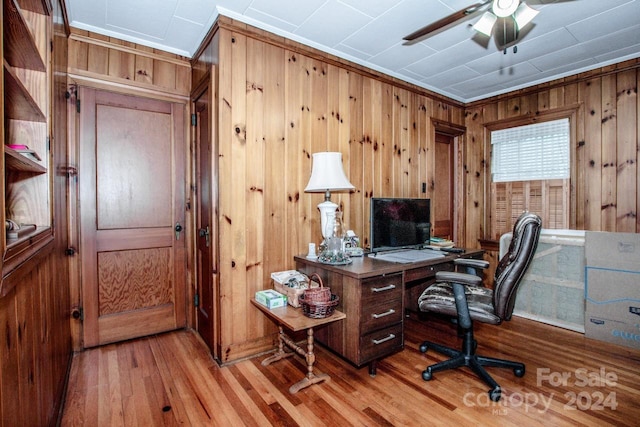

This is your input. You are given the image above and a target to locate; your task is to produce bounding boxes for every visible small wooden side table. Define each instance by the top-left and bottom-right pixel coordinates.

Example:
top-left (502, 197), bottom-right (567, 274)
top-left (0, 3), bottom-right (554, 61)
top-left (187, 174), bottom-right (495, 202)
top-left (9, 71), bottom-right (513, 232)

top-left (250, 299), bottom-right (346, 393)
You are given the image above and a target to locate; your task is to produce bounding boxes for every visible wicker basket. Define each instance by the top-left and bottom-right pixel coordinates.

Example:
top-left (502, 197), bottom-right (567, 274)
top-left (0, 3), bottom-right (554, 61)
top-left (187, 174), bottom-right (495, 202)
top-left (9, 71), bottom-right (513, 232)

top-left (273, 278), bottom-right (318, 308)
top-left (302, 273), bottom-right (331, 303)
top-left (299, 274), bottom-right (339, 318)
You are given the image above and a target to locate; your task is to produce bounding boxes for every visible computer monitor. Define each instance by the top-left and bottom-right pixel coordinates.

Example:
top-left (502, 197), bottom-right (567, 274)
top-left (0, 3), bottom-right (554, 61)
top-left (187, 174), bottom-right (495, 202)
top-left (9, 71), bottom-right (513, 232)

top-left (369, 197), bottom-right (431, 253)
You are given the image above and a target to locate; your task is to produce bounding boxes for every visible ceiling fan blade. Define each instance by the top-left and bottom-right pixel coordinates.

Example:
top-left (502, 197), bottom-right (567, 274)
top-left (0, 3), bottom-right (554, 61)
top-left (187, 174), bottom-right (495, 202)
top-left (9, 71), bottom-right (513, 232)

top-left (403, 1), bottom-right (490, 41)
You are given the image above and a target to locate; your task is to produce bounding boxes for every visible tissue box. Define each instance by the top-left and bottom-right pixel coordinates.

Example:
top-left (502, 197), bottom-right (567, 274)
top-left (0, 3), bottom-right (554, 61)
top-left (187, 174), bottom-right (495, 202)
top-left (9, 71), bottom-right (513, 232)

top-left (255, 290), bottom-right (287, 309)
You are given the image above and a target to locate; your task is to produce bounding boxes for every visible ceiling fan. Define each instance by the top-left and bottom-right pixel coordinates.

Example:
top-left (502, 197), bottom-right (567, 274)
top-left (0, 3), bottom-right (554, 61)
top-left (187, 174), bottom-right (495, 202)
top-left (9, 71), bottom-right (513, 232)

top-left (404, 0), bottom-right (541, 52)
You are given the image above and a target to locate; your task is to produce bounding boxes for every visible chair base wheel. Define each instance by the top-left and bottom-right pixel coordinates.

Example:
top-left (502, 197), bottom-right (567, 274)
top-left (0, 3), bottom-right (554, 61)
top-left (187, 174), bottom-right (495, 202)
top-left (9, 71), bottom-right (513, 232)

top-left (514, 367), bottom-right (525, 377)
top-left (489, 387), bottom-right (501, 402)
top-left (419, 343), bottom-right (429, 353)
top-left (422, 369), bottom-right (432, 381)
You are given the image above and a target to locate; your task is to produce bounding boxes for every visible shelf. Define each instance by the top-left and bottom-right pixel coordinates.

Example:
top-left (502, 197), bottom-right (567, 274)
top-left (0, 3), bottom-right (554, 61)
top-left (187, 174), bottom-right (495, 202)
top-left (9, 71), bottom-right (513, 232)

top-left (4, 146), bottom-right (46, 173)
top-left (5, 225), bottom-right (50, 247)
top-left (3, 60), bottom-right (46, 122)
top-left (3, 0), bottom-right (46, 71)
top-left (1, 226), bottom-right (54, 297)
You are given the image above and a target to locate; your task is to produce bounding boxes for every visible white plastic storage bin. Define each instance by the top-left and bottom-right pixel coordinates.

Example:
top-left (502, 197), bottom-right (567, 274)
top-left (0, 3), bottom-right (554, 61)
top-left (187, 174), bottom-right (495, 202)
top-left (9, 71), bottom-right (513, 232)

top-left (499, 229), bottom-right (585, 332)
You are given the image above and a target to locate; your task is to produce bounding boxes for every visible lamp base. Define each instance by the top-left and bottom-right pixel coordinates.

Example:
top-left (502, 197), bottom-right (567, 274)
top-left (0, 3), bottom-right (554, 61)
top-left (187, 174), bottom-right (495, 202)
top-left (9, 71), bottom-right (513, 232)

top-left (318, 200), bottom-right (338, 239)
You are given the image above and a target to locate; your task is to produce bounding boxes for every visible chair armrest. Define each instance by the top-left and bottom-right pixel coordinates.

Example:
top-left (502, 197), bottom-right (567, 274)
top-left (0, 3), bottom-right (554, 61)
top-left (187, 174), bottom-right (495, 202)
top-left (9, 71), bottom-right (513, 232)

top-left (454, 258), bottom-right (489, 270)
top-left (435, 271), bottom-right (483, 287)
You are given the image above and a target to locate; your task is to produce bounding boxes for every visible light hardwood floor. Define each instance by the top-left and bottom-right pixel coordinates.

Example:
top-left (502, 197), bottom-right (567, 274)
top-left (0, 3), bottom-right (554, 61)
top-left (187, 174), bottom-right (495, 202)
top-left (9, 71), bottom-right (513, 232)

top-left (61, 314), bottom-right (640, 426)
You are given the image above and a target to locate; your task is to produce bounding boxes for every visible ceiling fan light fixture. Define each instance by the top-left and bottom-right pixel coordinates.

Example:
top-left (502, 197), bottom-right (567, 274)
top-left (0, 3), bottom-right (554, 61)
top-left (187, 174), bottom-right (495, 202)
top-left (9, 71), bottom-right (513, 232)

top-left (492, 0), bottom-right (519, 18)
top-left (514, 2), bottom-right (539, 29)
top-left (473, 11), bottom-right (498, 37)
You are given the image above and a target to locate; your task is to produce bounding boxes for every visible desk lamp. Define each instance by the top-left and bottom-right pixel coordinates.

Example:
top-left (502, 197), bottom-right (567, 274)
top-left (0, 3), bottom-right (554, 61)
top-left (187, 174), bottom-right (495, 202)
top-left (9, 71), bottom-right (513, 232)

top-left (304, 152), bottom-right (355, 243)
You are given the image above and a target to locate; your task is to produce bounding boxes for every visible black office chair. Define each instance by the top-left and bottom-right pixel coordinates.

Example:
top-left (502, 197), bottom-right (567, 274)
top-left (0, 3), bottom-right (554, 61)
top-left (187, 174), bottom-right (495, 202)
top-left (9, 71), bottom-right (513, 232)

top-left (417, 211), bottom-right (542, 402)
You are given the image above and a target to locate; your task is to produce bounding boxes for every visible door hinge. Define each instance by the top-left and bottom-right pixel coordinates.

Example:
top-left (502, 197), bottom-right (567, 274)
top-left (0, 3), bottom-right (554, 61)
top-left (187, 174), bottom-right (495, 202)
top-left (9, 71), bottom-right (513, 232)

top-left (191, 113), bottom-right (197, 126)
top-left (76, 98), bottom-right (80, 113)
top-left (65, 247), bottom-right (76, 256)
top-left (194, 294), bottom-right (199, 307)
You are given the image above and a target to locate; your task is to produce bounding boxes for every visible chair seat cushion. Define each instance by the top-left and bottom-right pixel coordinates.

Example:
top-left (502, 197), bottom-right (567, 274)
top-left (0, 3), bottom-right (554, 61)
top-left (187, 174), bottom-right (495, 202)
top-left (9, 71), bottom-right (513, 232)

top-left (418, 282), bottom-right (502, 325)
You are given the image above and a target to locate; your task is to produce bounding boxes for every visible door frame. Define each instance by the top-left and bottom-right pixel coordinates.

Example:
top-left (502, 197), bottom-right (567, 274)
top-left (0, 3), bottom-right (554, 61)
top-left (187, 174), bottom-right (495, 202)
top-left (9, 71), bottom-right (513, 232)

top-left (431, 119), bottom-right (466, 247)
top-left (73, 85), bottom-right (189, 348)
top-left (191, 70), bottom-right (220, 359)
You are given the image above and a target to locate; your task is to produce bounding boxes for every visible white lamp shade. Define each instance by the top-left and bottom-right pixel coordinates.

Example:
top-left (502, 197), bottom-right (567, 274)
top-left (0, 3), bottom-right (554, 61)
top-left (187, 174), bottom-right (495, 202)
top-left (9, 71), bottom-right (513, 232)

top-left (304, 152), bottom-right (355, 193)
top-left (473, 11), bottom-right (497, 37)
top-left (514, 2), bottom-right (538, 29)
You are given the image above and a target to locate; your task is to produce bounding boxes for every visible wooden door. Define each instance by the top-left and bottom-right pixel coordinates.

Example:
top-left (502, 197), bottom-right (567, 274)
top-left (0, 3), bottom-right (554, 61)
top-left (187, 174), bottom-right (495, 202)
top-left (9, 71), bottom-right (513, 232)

top-left (194, 85), bottom-right (217, 354)
top-left (433, 133), bottom-right (454, 239)
top-left (79, 88), bottom-right (186, 347)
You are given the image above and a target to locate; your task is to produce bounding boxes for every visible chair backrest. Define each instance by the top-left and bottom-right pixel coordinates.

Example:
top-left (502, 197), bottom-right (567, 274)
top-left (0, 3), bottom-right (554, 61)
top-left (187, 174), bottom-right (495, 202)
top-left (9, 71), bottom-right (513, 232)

top-left (492, 212), bottom-right (542, 320)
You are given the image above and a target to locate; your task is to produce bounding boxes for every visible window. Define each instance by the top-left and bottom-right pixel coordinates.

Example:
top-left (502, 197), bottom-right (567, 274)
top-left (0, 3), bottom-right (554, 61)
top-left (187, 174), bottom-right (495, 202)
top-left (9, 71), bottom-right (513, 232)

top-left (492, 118), bottom-right (569, 182)
top-left (490, 118), bottom-right (571, 239)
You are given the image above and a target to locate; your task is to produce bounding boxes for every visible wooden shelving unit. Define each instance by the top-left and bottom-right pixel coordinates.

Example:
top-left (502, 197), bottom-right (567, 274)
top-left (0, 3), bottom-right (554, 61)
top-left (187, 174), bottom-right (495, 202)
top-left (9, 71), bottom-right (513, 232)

top-left (2, 0), bottom-right (52, 281)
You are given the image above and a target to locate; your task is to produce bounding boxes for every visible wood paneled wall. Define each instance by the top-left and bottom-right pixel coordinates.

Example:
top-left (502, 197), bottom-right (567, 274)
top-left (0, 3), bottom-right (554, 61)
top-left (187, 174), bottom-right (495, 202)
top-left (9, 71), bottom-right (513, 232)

top-left (203, 19), bottom-right (467, 362)
top-left (0, 254), bottom-right (71, 426)
top-left (0, 1), bottom-right (71, 425)
top-left (465, 59), bottom-right (640, 245)
top-left (67, 29), bottom-right (191, 100)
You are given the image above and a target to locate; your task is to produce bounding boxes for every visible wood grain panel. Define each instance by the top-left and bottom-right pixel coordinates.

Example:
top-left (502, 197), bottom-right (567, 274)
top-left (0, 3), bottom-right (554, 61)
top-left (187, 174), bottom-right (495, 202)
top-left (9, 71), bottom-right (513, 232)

top-left (284, 51), bottom-right (307, 262)
top-left (96, 104), bottom-right (172, 229)
top-left (615, 69), bottom-right (637, 232)
top-left (97, 248), bottom-right (173, 315)
top-left (581, 78), bottom-right (602, 231)
top-left (67, 29), bottom-right (190, 97)
top-left (245, 37), bottom-right (266, 339)
top-left (348, 72), bottom-right (364, 244)
top-left (601, 74), bottom-right (618, 231)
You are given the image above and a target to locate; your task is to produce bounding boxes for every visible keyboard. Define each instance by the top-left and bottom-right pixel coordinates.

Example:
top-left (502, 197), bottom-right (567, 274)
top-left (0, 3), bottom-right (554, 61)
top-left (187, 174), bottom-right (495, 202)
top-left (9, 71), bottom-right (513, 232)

top-left (372, 249), bottom-right (445, 263)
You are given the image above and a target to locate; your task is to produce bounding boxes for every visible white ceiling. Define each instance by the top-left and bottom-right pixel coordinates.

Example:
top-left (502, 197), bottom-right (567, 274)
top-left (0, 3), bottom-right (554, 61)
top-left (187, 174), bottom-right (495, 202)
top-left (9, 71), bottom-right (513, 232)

top-left (65, 0), bottom-right (640, 103)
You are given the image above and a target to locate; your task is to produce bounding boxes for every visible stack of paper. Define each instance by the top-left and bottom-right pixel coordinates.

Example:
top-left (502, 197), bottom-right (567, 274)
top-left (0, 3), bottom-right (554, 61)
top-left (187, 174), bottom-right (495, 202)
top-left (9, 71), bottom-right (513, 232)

top-left (429, 237), bottom-right (454, 248)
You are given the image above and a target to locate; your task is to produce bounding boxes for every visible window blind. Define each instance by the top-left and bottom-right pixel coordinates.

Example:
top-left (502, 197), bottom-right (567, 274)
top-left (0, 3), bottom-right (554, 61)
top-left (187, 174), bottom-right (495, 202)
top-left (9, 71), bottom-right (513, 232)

top-left (491, 118), bottom-right (569, 182)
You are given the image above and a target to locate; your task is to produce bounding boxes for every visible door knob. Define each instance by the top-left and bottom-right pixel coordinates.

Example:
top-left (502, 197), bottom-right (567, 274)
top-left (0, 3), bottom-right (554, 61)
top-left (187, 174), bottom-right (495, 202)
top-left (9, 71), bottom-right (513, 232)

top-left (199, 226), bottom-right (210, 247)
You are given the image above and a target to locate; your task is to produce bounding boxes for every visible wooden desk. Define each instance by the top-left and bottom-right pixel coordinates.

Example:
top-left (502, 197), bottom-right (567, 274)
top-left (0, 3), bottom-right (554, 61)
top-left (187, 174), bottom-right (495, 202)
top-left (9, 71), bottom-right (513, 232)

top-left (295, 249), bottom-right (484, 375)
top-left (250, 299), bottom-right (346, 393)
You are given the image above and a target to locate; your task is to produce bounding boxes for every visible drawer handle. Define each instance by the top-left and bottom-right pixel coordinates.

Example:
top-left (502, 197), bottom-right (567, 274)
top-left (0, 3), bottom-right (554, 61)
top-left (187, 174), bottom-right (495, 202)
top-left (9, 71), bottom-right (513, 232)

top-left (372, 284), bottom-right (396, 293)
top-left (372, 309), bottom-right (396, 319)
top-left (372, 334), bottom-right (396, 345)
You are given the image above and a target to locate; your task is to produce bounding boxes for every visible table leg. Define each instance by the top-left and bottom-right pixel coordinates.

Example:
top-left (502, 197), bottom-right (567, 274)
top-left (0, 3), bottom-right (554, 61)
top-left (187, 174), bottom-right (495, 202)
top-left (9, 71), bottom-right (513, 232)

top-left (261, 326), bottom-right (295, 366)
top-left (369, 360), bottom-right (378, 377)
top-left (288, 328), bottom-right (330, 394)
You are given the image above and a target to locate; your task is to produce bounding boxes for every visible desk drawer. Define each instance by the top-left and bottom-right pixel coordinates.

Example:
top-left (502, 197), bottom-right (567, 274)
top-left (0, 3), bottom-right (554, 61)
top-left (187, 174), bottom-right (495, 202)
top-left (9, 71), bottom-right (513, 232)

top-left (359, 323), bottom-right (403, 363)
top-left (361, 273), bottom-right (402, 304)
top-left (404, 262), bottom-right (454, 283)
top-left (361, 298), bottom-right (403, 334)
